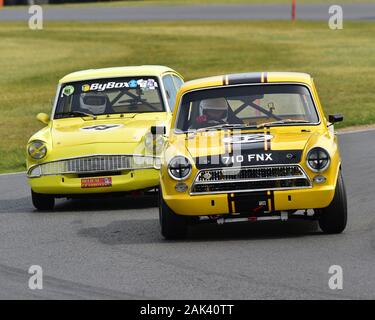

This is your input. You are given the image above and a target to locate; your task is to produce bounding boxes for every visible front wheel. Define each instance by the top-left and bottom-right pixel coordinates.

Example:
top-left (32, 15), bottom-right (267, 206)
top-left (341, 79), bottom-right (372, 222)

top-left (159, 189), bottom-right (188, 240)
top-left (31, 190), bottom-right (55, 211)
top-left (317, 172), bottom-right (347, 234)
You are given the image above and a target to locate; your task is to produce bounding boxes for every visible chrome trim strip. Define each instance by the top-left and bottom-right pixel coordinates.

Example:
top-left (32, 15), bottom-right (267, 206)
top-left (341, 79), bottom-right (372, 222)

top-left (190, 185), bottom-right (312, 196)
top-left (189, 164), bottom-right (312, 195)
top-left (191, 163), bottom-right (310, 179)
top-left (30, 153), bottom-right (158, 166)
top-left (194, 175), bottom-right (306, 185)
top-left (27, 154), bottom-right (160, 177)
top-left (29, 167), bottom-right (156, 178)
top-left (51, 83), bottom-right (61, 120)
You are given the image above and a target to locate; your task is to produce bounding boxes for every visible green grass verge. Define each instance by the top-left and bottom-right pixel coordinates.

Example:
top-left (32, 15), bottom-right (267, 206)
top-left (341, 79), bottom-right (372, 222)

top-left (0, 20), bottom-right (374, 173)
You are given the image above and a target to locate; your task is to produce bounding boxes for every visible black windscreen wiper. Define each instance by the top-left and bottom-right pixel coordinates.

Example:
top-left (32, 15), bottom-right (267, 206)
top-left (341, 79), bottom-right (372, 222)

top-left (257, 119), bottom-right (310, 129)
top-left (196, 123), bottom-right (257, 132)
top-left (55, 111), bottom-right (97, 120)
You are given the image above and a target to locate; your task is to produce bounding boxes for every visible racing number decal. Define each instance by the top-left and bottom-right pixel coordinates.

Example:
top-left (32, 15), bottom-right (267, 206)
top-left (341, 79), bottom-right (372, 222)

top-left (223, 127), bottom-right (275, 214)
top-left (224, 72), bottom-right (268, 86)
top-left (222, 72), bottom-right (275, 214)
top-left (225, 125), bottom-right (275, 214)
top-left (80, 124), bottom-right (123, 132)
top-left (264, 127), bottom-right (271, 151)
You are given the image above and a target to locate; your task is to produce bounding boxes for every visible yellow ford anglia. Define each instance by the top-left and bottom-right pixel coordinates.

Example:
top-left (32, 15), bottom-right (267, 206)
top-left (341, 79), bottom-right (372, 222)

top-left (159, 72), bottom-right (347, 239)
top-left (27, 65), bottom-right (183, 210)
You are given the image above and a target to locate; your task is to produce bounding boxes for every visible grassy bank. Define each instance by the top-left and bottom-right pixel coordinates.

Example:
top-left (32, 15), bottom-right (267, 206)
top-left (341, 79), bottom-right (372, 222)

top-left (0, 20), bottom-right (374, 173)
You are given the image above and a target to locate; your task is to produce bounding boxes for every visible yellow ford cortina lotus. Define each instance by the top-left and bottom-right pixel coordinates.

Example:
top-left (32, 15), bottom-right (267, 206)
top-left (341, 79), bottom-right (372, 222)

top-left (159, 72), bottom-right (347, 239)
top-left (27, 65), bottom-right (184, 210)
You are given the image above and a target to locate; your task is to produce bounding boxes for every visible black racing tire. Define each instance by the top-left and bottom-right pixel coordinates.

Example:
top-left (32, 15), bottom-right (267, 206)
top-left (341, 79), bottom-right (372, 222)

top-left (31, 190), bottom-right (55, 211)
top-left (159, 189), bottom-right (188, 240)
top-left (318, 172), bottom-right (347, 234)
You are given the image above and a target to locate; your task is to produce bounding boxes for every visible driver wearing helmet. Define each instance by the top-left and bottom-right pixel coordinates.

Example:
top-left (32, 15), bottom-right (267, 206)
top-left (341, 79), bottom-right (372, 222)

top-left (79, 92), bottom-right (108, 115)
top-left (194, 97), bottom-right (242, 129)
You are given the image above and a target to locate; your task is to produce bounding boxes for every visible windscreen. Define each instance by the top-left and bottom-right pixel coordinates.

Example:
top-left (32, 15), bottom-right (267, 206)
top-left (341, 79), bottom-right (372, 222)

top-left (175, 84), bottom-right (319, 132)
top-left (54, 77), bottom-right (164, 119)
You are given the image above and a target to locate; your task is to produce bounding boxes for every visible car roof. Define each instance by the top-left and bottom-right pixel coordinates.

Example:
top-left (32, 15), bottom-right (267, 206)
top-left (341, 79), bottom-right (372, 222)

top-left (59, 65), bottom-right (181, 83)
top-left (180, 72), bottom-right (313, 94)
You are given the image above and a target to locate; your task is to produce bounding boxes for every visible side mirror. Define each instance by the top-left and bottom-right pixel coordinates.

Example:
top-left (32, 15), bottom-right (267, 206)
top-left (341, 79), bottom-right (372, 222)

top-left (328, 114), bottom-right (343, 124)
top-left (151, 126), bottom-right (166, 135)
top-left (36, 113), bottom-right (50, 125)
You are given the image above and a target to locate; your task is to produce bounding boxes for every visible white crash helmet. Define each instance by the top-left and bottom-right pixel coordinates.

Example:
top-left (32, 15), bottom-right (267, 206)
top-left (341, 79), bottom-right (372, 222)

top-left (199, 98), bottom-right (229, 122)
top-left (79, 92), bottom-right (107, 114)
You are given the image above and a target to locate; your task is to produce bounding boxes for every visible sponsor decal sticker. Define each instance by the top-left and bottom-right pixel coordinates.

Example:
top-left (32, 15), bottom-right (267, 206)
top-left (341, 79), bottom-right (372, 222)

top-left (82, 84), bottom-right (91, 92)
top-left (81, 177), bottom-right (112, 188)
top-left (141, 79), bottom-right (158, 90)
top-left (80, 124), bottom-right (123, 132)
top-left (128, 79), bottom-right (138, 88)
top-left (62, 85), bottom-right (75, 96)
top-left (81, 79), bottom-right (158, 93)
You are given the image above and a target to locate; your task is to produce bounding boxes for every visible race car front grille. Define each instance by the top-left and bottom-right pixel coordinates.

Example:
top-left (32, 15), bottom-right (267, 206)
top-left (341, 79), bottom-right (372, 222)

top-left (28, 155), bottom-right (157, 177)
top-left (190, 165), bottom-right (311, 195)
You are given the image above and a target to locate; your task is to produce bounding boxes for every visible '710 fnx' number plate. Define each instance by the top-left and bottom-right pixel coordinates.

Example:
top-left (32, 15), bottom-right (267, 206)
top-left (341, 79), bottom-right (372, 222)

top-left (222, 153), bottom-right (273, 165)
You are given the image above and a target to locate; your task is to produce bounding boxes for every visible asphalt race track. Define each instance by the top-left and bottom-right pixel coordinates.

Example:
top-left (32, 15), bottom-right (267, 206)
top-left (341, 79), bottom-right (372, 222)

top-left (0, 129), bottom-right (374, 299)
top-left (1, 4), bottom-right (375, 21)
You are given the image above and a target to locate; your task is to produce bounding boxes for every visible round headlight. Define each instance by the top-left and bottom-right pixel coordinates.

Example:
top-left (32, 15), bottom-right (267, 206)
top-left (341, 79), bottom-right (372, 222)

top-left (28, 140), bottom-right (47, 160)
top-left (168, 156), bottom-right (192, 181)
top-left (306, 147), bottom-right (330, 172)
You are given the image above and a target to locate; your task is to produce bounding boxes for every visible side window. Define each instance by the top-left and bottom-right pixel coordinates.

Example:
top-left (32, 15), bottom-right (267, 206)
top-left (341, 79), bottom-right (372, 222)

top-left (172, 75), bottom-right (184, 91)
top-left (162, 75), bottom-right (177, 111)
top-left (172, 75), bottom-right (184, 112)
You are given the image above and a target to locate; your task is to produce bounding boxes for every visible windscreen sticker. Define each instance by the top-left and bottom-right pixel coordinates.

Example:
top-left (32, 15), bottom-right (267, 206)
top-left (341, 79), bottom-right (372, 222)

top-left (139, 79), bottom-right (158, 90)
top-left (62, 85), bottom-right (75, 97)
top-left (128, 79), bottom-right (138, 88)
top-left (81, 79), bottom-right (158, 92)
